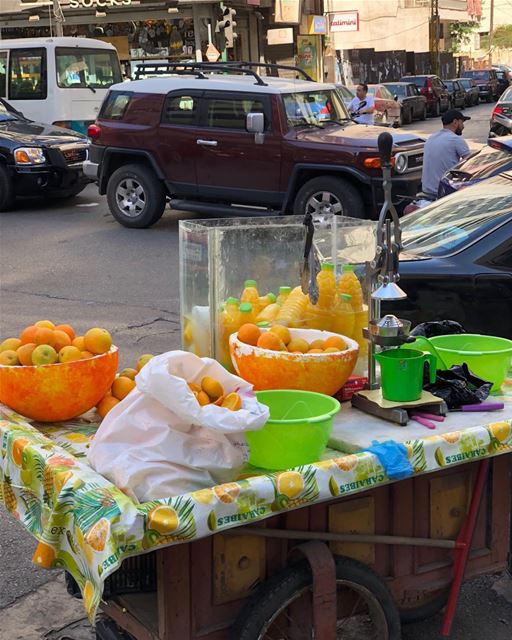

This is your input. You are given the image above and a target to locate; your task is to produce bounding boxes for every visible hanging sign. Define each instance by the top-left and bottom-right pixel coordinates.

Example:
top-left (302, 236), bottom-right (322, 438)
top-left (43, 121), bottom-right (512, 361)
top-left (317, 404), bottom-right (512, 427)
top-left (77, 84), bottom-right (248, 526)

top-left (267, 28), bottom-right (294, 45)
top-left (330, 11), bottom-right (359, 33)
top-left (274, 0), bottom-right (300, 24)
top-left (205, 43), bottom-right (221, 63)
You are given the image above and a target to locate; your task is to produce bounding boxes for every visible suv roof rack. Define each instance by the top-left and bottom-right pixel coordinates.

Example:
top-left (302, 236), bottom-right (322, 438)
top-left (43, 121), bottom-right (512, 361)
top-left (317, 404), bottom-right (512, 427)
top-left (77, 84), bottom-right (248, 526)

top-left (224, 61), bottom-right (314, 82)
top-left (133, 61), bottom-right (269, 85)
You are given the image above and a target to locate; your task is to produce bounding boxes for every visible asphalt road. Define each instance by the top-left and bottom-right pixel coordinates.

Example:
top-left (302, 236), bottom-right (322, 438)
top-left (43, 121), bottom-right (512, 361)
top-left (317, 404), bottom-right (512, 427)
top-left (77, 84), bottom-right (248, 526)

top-left (1, 101), bottom-right (510, 636)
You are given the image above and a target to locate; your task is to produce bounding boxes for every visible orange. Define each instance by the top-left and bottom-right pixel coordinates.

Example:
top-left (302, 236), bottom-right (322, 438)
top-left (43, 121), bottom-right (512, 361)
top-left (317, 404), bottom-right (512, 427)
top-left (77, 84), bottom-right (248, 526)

top-left (72, 336), bottom-right (86, 351)
top-left (324, 336), bottom-right (347, 351)
top-left (201, 376), bottom-right (224, 401)
top-left (12, 438), bottom-right (30, 466)
top-left (34, 327), bottom-right (56, 347)
top-left (54, 324), bottom-right (75, 341)
top-left (96, 395), bottom-right (120, 418)
top-left (17, 343), bottom-right (37, 366)
top-left (81, 351), bottom-right (95, 359)
top-left (195, 390), bottom-right (210, 406)
top-left (58, 346), bottom-right (82, 363)
top-left (32, 344), bottom-right (58, 365)
top-left (33, 541), bottom-right (56, 568)
top-left (85, 518), bottom-right (110, 552)
top-left (0, 350), bottom-right (19, 366)
top-left (324, 347), bottom-right (340, 353)
top-left (257, 332), bottom-right (286, 351)
top-left (147, 506), bottom-right (179, 534)
top-left (20, 325), bottom-right (38, 345)
top-left (221, 392), bottom-right (242, 411)
top-left (237, 323), bottom-right (261, 346)
top-left (84, 328), bottom-right (112, 355)
top-left (111, 376), bottom-right (136, 400)
top-left (34, 320), bottom-right (55, 330)
top-left (309, 339), bottom-right (326, 350)
top-left (119, 367), bottom-right (138, 380)
top-left (136, 354), bottom-right (153, 371)
top-left (307, 348), bottom-right (324, 354)
top-left (188, 382), bottom-right (202, 394)
top-left (269, 324), bottom-right (291, 345)
top-left (0, 338), bottom-right (21, 352)
top-left (53, 330), bottom-right (72, 352)
top-left (213, 482), bottom-right (240, 504)
top-left (213, 394), bottom-right (226, 406)
top-left (286, 338), bottom-right (309, 353)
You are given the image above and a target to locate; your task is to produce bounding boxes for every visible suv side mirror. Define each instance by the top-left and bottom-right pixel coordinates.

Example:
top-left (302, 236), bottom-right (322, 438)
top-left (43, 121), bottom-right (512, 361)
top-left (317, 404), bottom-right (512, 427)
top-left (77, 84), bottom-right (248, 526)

top-left (246, 112), bottom-right (264, 134)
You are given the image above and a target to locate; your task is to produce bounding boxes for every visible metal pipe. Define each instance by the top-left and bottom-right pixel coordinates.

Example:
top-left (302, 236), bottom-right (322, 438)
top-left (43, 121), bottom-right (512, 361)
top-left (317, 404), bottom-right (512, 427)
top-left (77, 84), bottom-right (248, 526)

top-left (223, 527), bottom-right (462, 550)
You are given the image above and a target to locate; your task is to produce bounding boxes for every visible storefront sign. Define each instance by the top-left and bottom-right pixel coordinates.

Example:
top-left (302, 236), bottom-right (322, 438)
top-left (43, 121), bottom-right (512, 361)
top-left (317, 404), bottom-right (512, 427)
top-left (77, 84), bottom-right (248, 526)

top-left (267, 27), bottom-right (294, 45)
top-left (296, 35), bottom-right (320, 82)
top-left (330, 11), bottom-right (359, 33)
top-left (68, 0), bottom-right (132, 8)
top-left (301, 15), bottom-right (326, 35)
top-left (274, 0), bottom-right (300, 24)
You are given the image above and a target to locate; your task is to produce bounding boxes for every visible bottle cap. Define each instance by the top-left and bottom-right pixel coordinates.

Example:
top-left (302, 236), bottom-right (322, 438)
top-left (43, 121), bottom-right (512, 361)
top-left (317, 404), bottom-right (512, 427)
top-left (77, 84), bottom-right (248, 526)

top-left (341, 293), bottom-right (352, 302)
top-left (342, 264), bottom-right (354, 272)
top-left (279, 286), bottom-right (292, 294)
top-left (244, 279), bottom-right (257, 287)
top-left (226, 297), bottom-right (240, 305)
top-left (239, 302), bottom-right (253, 313)
top-left (256, 321), bottom-right (270, 328)
top-left (266, 292), bottom-right (277, 303)
top-left (321, 262), bottom-right (334, 271)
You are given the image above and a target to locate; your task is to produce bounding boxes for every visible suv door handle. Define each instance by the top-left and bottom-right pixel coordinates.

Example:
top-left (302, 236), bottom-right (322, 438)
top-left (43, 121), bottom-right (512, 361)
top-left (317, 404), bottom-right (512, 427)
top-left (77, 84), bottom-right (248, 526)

top-left (197, 139), bottom-right (218, 147)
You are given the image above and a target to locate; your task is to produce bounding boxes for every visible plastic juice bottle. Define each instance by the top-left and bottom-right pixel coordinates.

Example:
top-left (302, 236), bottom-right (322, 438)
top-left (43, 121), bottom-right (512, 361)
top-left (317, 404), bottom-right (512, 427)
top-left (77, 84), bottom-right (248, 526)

top-left (276, 286), bottom-right (292, 306)
top-left (275, 286), bottom-right (309, 327)
top-left (239, 302), bottom-right (256, 325)
top-left (258, 292), bottom-right (276, 310)
top-left (256, 321), bottom-right (271, 329)
top-left (256, 302), bottom-right (281, 323)
top-left (338, 264), bottom-right (364, 311)
top-left (241, 280), bottom-right (260, 312)
top-left (219, 297), bottom-right (241, 365)
top-left (332, 293), bottom-right (355, 337)
top-left (316, 263), bottom-right (337, 308)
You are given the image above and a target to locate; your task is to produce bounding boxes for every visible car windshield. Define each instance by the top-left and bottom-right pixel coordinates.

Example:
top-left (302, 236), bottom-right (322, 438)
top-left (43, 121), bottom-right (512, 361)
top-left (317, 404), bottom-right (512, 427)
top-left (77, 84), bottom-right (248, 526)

top-left (56, 47), bottom-right (122, 89)
top-left (386, 84), bottom-right (406, 96)
top-left (402, 77), bottom-right (427, 87)
top-left (459, 79), bottom-right (472, 88)
top-left (464, 70), bottom-right (489, 80)
top-left (283, 89), bottom-right (350, 127)
top-left (0, 99), bottom-right (20, 122)
top-left (336, 85), bottom-right (354, 101)
top-left (401, 175), bottom-right (512, 258)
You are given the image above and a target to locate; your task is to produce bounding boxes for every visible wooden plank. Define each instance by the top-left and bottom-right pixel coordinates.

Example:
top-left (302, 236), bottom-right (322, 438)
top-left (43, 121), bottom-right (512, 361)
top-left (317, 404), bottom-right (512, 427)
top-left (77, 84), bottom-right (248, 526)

top-left (157, 544), bottom-right (191, 640)
top-left (430, 471), bottom-right (470, 540)
top-left (328, 496), bottom-right (375, 564)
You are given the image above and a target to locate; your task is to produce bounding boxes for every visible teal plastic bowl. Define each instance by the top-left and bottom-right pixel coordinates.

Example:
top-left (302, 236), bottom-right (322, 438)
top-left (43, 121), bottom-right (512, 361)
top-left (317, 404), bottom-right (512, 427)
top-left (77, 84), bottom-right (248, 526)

top-left (247, 390), bottom-right (341, 470)
top-left (429, 334), bottom-right (512, 391)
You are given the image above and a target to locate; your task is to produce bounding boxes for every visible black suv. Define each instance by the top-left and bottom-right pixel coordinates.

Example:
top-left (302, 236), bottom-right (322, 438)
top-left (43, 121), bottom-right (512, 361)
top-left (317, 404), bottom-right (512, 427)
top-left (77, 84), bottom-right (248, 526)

top-left (0, 98), bottom-right (90, 211)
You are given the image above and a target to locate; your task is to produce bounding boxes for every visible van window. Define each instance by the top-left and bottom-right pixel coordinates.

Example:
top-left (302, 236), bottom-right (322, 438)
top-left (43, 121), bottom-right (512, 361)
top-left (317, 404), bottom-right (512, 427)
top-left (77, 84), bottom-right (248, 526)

top-left (9, 48), bottom-right (46, 100)
top-left (0, 52), bottom-right (6, 97)
top-left (56, 48), bottom-right (121, 89)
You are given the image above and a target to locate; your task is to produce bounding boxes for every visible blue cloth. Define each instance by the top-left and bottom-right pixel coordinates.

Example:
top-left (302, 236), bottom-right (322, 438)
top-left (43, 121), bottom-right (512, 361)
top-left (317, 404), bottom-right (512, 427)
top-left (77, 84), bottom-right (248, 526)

top-left (362, 440), bottom-right (413, 480)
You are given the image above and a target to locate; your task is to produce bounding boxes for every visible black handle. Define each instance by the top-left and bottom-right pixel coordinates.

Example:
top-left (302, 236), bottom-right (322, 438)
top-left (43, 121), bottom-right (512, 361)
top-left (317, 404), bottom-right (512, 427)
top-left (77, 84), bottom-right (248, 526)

top-left (378, 131), bottom-right (393, 168)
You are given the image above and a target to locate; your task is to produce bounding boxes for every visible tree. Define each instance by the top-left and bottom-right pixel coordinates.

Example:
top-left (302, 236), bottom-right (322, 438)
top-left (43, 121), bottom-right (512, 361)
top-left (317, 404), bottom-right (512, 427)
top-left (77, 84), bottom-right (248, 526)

top-left (449, 21), bottom-right (480, 53)
top-left (481, 24), bottom-right (512, 49)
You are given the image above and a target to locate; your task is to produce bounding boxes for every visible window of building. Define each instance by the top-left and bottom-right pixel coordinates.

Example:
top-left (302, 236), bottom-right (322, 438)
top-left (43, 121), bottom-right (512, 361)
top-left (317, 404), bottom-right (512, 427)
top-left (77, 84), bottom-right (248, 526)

top-left (9, 48), bottom-right (46, 100)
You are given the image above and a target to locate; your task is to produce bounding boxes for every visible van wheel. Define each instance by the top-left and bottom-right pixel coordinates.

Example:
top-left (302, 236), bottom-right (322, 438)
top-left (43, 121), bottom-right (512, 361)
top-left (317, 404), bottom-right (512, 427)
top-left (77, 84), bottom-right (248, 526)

top-left (293, 176), bottom-right (365, 219)
top-left (107, 164), bottom-right (166, 228)
top-left (0, 165), bottom-right (15, 212)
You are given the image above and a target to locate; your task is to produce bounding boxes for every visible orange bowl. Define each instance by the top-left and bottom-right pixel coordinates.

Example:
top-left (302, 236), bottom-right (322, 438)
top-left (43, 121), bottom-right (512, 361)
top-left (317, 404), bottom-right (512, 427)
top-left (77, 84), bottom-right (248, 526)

top-left (229, 329), bottom-right (359, 395)
top-left (0, 347), bottom-right (119, 422)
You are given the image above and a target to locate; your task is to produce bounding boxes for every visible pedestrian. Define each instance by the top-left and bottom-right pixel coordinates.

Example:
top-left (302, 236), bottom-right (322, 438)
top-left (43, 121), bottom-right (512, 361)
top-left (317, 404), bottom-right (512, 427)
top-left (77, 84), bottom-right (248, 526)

top-left (347, 83), bottom-right (375, 125)
top-left (421, 109), bottom-right (471, 198)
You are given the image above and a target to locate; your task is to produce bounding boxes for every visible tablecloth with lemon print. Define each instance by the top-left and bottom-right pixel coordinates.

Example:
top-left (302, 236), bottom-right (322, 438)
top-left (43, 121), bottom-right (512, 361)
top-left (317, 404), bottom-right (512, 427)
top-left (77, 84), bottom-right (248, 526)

top-left (1, 381), bottom-right (511, 625)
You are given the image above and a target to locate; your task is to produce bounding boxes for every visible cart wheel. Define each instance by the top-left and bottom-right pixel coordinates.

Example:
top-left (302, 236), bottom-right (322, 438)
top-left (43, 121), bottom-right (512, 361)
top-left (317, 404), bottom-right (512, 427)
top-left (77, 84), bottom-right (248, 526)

top-left (230, 555), bottom-right (401, 640)
top-left (399, 588), bottom-right (449, 624)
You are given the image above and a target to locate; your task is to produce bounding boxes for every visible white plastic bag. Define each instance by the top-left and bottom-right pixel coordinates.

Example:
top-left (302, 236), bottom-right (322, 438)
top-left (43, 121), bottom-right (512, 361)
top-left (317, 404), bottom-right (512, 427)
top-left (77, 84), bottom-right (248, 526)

top-left (87, 351), bottom-right (269, 501)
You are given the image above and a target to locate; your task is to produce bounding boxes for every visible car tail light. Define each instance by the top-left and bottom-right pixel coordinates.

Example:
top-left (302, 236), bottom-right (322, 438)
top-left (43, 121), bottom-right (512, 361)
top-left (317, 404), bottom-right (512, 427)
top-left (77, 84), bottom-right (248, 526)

top-left (493, 105), bottom-right (504, 115)
top-left (87, 124), bottom-right (101, 139)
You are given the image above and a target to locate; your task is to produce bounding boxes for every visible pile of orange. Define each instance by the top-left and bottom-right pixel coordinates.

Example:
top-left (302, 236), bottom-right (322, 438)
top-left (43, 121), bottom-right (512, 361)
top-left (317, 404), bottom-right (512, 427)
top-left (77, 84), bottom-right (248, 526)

top-left (188, 376), bottom-right (242, 411)
top-left (0, 321), bottom-right (113, 367)
top-left (96, 353), bottom-right (154, 418)
top-left (237, 324), bottom-right (347, 354)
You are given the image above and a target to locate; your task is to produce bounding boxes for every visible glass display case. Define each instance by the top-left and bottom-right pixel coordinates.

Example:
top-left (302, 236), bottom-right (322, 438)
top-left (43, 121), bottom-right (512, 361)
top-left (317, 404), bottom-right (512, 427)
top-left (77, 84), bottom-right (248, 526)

top-left (179, 215), bottom-right (376, 370)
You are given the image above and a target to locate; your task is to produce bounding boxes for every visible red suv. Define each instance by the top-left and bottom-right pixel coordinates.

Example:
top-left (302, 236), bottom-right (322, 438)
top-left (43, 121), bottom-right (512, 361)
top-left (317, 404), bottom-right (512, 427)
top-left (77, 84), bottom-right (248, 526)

top-left (400, 75), bottom-right (450, 117)
top-left (85, 63), bottom-right (425, 228)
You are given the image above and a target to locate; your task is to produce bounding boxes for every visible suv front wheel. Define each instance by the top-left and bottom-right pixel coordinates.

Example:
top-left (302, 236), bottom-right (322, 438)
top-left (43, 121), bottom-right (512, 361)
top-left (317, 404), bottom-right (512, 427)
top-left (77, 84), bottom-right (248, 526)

top-left (106, 164), bottom-right (166, 228)
top-left (293, 176), bottom-right (365, 219)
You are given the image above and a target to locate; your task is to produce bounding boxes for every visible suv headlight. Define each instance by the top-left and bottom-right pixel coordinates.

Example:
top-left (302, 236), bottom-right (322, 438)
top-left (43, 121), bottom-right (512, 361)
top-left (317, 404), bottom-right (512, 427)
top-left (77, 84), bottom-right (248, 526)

top-left (395, 153), bottom-right (408, 174)
top-left (15, 147), bottom-right (46, 165)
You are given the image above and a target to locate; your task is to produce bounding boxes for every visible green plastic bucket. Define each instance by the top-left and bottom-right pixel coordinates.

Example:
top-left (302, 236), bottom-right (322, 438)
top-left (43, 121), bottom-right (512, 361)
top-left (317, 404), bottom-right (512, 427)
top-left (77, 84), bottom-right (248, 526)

top-left (247, 390), bottom-right (341, 470)
top-left (429, 334), bottom-right (512, 391)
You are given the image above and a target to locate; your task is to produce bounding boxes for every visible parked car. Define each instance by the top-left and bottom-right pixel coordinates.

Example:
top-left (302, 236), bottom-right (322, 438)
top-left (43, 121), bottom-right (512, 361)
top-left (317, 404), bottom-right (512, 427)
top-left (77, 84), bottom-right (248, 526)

top-left (0, 98), bottom-right (90, 211)
top-left (335, 84), bottom-right (355, 111)
top-left (366, 84), bottom-right (402, 126)
top-left (382, 82), bottom-right (427, 124)
top-left (443, 79), bottom-right (466, 109)
top-left (399, 75), bottom-right (450, 116)
top-left (438, 137), bottom-right (512, 197)
top-left (462, 69), bottom-right (500, 102)
top-left (458, 78), bottom-right (480, 107)
top-left (490, 86), bottom-right (512, 136)
top-left (85, 63), bottom-right (425, 228)
top-left (386, 174), bottom-right (512, 339)
top-left (494, 69), bottom-right (511, 96)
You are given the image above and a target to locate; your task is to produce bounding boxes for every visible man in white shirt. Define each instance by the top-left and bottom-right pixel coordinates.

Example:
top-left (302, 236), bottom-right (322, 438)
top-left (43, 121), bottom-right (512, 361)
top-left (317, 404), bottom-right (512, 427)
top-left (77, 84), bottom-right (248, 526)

top-left (347, 83), bottom-right (375, 125)
top-left (421, 109), bottom-right (471, 198)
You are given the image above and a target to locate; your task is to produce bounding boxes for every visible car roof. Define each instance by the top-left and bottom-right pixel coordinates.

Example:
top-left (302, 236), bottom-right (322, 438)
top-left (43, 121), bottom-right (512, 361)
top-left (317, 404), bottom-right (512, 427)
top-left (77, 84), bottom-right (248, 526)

top-left (383, 82), bottom-right (410, 85)
top-left (115, 74), bottom-right (336, 95)
top-left (0, 36), bottom-right (116, 50)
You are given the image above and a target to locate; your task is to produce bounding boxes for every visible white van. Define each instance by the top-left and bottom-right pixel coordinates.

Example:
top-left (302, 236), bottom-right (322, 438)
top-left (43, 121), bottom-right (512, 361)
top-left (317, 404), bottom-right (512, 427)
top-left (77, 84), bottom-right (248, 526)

top-left (0, 37), bottom-right (122, 133)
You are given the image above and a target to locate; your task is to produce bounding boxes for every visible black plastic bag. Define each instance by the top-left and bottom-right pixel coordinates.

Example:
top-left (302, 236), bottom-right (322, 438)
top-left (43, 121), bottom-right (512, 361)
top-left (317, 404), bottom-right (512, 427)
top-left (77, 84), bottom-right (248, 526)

top-left (424, 363), bottom-right (492, 409)
top-left (411, 320), bottom-right (466, 338)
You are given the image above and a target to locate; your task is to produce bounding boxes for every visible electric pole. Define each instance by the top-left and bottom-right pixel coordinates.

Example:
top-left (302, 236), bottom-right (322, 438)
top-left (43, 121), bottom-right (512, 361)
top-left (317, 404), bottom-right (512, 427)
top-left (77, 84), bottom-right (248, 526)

top-left (489, 0), bottom-right (494, 65)
top-left (430, 0), bottom-right (440, 76)
top-left (53, 0), bottom-right (64, 37)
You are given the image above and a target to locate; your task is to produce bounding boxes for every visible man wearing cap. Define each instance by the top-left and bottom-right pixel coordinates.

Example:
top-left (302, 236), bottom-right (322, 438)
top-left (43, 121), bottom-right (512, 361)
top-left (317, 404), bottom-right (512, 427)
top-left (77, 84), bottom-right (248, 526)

top-left (421, 109), bottom-right (471, 199)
